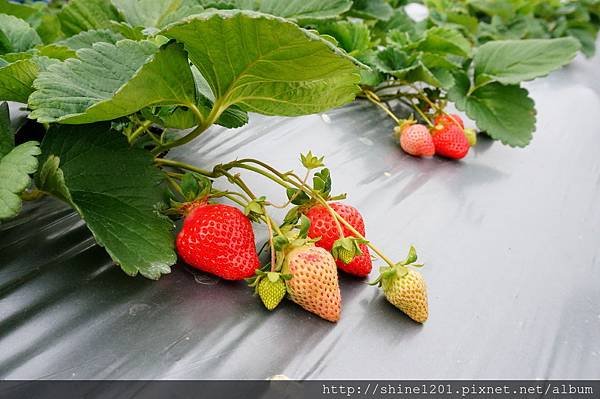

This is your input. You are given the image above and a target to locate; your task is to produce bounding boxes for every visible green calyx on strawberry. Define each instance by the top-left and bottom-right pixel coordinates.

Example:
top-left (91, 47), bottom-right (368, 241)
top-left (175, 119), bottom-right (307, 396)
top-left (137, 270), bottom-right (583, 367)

top-left (331, 236), bottom-right (369, 265)
top-left (370, 246), bottom-right (429, 323)
top-left (464, 128), bottom-right (477, 147)
top-left (305, 202), bottom-right (373, 277)
top-left (166, 172), bottom-right (213, 215)
top-left (300, 150), bottom-right (325, 170)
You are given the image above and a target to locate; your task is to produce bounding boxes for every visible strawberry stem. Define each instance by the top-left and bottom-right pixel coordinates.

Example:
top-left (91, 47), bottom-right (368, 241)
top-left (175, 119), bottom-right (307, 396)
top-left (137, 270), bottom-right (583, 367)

top-left (128, 120), bottom-right (153, 144)
top-left (151, 102), bottom-right (222, 155)
top-left (156, 157), bottom-right (400, 270)
top-left (264, 213), bottom-right (277, 272)
top-left (363, 89), bottom-right (402, 125)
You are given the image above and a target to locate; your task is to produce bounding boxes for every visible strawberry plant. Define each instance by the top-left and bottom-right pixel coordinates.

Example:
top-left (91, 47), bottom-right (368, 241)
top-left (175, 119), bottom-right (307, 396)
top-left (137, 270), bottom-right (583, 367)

top-left (1, 0), bottom-right (597, 323)
top-left (304, 0), bottom-right (599, 154)
top-left (0, 0), bottom-right (434, 323)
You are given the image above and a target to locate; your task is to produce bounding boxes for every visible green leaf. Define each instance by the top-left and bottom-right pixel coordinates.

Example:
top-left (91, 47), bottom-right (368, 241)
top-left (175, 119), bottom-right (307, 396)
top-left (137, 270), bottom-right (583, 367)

top-left (0, 140), bottom-right (40, 221)
top-left (0, 13), bottom-right (42, 54)
top-left (417, 27), bottom-right (472, 57)
top-left (35, 44), bottom-right (78, 61)
top-left (446, 70), bottom-right (470, 110)
top-left (29, 41), bottom-right (197, 124)
top-left (57, 0), bottom-right (122, 37)
top-left (200, 0), bottom-right (352, 20)
top-left (467, 0), bottom-right (516, 21)
top-left (0, 101), bottom-right (13, 157)
top-left (36, 155), bottom-right (72, 203)
top-left (35, 12), bottom-right (64, 45)
top-left (0, 0), bottom-right (38, 20)
top-left (58, 29), bottom-right (123, 50)
top-left (349, 0), bottom-right (394, 21)
top-left (161, 10), bottom-right (360, 117)
top-left (312, 20), bottom-right (371, 56)
top-left (252, 0), bottom-right (352, 20)
top-left (113, 0), bottom-right (205, 29)
top-left (0, 56), bottom-right (56, 103)
top-left (474, 38), bottom-right (580, 85)
top-left (38, 123), bottom-right (176, 279)
top-left (465, 83), bottom-right (536, 147)
top-left (567, 26), bottom-right (597, 57)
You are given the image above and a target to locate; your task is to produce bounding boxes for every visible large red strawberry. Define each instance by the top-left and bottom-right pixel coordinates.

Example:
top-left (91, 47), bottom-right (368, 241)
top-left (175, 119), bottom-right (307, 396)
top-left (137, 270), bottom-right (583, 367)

top-left (282, 245), bottom-right (341, 322)
top-left (396, 124), bottom-right (435, 157)
top-left (176, 203), bottom-right (260, 280)
top-left (305, 202), bottom-right (372, 277)
top-left (431, 124), bottom-right (470, 160)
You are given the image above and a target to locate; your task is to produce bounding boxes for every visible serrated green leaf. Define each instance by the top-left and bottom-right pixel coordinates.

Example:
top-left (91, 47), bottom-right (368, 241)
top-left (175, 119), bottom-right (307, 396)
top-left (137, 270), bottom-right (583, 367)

top-left (467, 0), bottom-right (516, 21)
top-left (371, 47), bottom-right (413, 73)
top-left (0, 56), bottom-right (56, 103)
top-left (373, 9), bottom-right (415, 39)
top-left (0, 101), bottom-right (12, 157)
top-left (58, 29), bottom-right (123, 50)
top-left (35, 44), bottom-right (77, 61)
top-left (35, 12), bottom-right (64, 45)
top-left (38, 123), bottom-right (176, 279)
top-left (417, 27), bottom-right (472, 57)
top-left (465, 83), bottom-right (536, 147)
top-left (35, 155), bottom-right (72, 203)
top-left (254, 0), bottom-right (352, 20)
top-left (57, 0), bottom-right (122, 37)
top-left (566, 26), bottom-right (597, 57)
top-left (0, 13), bottom-right (42, 54)
top-left (110, 21), bottom-right (146, 40)
top-left (349, 0), bottom-right (393, 21)
top-left (0, 140), bottom-right (40, 220)
top-left (312, 20), bottom-right (371, 56)
top-left (29, 41), bottom-right (197, 124)
top-left (201, 0), bottom-right (352, 20)
top-left (113, 0), bottom-right (206, 29)
top-left (161, 10), bottom-right (360, 117)
top-left (0, 0), bottom-right (38, 20)
top-left (446, 70), bottom-right (470, 110)
top-left (474, 38), bottom-right (580, 85)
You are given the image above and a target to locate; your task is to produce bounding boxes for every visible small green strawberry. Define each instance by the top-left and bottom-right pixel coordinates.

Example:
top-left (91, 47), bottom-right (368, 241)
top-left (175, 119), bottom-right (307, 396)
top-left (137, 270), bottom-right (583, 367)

top-left (371, 246), bottom-right (428, 323)
top-left (258, 275), bottom-right (287, 311)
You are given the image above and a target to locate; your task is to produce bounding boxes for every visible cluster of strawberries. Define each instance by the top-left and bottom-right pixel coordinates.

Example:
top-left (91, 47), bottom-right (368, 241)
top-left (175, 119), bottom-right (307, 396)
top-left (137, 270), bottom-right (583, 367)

top-left (395, 114), bottom-right (477, 160)
top-left (176, 201), bottom-right (428, 324)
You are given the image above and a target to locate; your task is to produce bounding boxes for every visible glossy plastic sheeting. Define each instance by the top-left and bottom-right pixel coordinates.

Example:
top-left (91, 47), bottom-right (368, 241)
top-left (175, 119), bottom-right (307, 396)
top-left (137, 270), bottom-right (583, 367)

top-left (1, 53), bottom-right (600, 381)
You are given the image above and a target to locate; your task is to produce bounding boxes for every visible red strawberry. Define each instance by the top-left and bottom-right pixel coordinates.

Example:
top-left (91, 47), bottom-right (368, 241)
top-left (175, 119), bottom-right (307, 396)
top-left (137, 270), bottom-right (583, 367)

top-left (282, 245), bottom-right (341, 322)
top-left (396, 124), bottom-right (435, 157)
top-left (431, 124), bottom-right (470, 160)
top-left (305, 203), bottom-right (372, 277)
top-left (434, 113), bottom-right (464, 129)
top-left (176, 203), bottom-right (260, 280)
